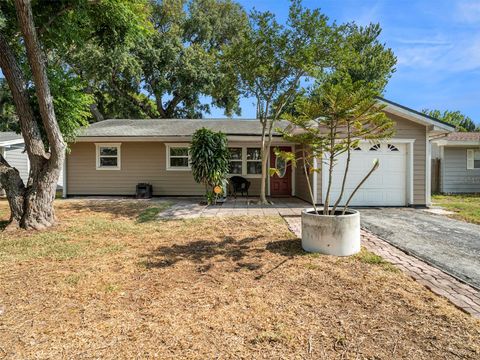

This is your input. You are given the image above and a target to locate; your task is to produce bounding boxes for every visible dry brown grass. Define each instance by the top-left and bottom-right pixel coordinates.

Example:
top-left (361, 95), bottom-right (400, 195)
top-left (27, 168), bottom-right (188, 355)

top-left (0, 199), bottom-right (479, 359)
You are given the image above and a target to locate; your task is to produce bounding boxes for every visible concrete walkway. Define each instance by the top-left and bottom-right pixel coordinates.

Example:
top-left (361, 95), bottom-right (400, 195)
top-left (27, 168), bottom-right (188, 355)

top-left (157, 197), bottom-right (309, 219)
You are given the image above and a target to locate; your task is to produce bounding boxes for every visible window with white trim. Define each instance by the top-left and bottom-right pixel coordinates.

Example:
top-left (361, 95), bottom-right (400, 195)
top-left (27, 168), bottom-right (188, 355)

top-left (246, 147), bottom-right (262, 174)
top-left (229, 148), bottom-right (243, 174)
top-left (228, 147), bottom-right (262, 177)
top-left (166, 144), bottom-right (190, 170)
top-left (96, 143), bottom-right (121, 170)
top-left (467, 149), bottom-right (480, 169)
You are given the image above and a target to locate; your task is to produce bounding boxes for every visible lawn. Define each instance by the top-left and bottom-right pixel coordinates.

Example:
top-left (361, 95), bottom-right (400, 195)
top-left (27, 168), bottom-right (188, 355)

top-left (432, 194), bottom-right (480, 224)
top-left (0, 199), bottom-right (479, 359)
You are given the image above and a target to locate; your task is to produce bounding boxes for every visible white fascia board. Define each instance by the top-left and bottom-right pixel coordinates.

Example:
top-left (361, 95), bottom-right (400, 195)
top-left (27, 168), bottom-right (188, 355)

top-left (0, 139), bottom-right (25, 147)
top-left (434, 140), bottom-right (480, 147)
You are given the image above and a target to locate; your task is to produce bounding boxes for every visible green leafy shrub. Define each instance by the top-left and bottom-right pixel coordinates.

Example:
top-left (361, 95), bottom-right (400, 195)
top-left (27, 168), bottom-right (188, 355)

top-left (190, 128), bottom-right (230, 204)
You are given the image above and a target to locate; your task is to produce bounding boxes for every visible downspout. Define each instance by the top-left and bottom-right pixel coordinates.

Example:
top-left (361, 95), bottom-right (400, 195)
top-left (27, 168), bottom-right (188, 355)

top-left (62, 149), bottom-right (67, 198)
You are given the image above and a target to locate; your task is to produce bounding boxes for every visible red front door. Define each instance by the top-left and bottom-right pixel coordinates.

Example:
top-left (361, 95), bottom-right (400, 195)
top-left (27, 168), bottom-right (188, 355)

top-left (270, 147), bottom-right (292, 197)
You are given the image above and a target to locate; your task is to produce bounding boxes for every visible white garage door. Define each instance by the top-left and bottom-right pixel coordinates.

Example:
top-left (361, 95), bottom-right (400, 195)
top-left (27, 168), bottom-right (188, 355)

top-left (322, 143), bottom-right (407, 206)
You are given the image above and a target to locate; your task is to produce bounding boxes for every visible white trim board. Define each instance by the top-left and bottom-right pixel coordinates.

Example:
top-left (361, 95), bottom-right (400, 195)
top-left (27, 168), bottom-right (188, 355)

top-left (165, 143), bottom-right (191, 171)
top-left (95, 143), bottom-right (122, 171)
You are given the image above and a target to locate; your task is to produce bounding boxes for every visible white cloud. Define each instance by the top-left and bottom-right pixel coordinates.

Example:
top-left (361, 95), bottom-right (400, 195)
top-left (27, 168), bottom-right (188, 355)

top-left (456, 1), bottom-right (480, 23)
top-left (394, 34), bottom-right (480, 73)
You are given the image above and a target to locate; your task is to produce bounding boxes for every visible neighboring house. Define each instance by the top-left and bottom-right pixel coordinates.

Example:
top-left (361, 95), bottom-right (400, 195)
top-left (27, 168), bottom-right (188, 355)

top-left (64, 98), bottom-right (454, 207)
top-left (0, 132), bottom-right (29, 184)
top-left (0, 132), bottom-right (64, 190)
top-left (432, 132), bottom-right (480, 194)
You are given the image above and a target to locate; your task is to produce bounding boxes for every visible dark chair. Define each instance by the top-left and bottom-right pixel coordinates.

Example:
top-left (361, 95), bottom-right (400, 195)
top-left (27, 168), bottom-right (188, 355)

top-left (229, 176), bottom-right (251, 198)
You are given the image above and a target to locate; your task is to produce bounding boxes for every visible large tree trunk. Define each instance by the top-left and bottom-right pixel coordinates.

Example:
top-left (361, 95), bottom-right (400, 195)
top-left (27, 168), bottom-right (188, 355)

top-left (0, 0), bottom-right (66, 230)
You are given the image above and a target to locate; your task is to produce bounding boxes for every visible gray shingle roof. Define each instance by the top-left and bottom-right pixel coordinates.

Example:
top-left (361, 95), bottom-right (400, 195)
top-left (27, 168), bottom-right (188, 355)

top-left (0, 132), bottom-right (23, 144)
top-left (78, 119), bottom-right (289, 137)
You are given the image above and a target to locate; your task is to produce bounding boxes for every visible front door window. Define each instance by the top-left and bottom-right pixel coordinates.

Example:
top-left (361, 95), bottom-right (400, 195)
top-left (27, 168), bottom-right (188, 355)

top-left (275, 156), bottom-right (287, 178)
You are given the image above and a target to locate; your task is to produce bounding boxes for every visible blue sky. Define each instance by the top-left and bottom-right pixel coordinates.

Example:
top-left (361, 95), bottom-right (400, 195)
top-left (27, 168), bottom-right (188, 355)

top-left (209, 0), bottom-right (480, 125)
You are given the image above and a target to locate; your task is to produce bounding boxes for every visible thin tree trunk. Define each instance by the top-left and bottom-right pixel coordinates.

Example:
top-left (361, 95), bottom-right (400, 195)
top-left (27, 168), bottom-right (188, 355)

top-left (323, 122), bottom-right (336, 215)
top-left (259, 120), bottom-right (268, 204)
top-left (342, 160), bottom-right (379, 214)
top-left (331, 123), bottom-right (352, 214)
top-left (302, 147), bottom-right (317, 214)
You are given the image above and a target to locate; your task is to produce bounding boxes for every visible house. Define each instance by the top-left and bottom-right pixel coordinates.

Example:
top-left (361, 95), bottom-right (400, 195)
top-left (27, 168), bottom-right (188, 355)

top-left (0, 132), bottom-right (29, 184)
top-left (0, 132), bottom-right (64, 190)
top-left (64, 98), bottom-right (455, 207)
top-left (432, 132), bottom-right (480, 194)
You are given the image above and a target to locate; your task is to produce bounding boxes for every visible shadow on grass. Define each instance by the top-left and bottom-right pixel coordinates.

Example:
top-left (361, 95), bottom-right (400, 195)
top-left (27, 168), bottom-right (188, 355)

top-left (142, 236), bottom-right (304, 276)
top-left (0, 220), bottom-right (9, 231)
top-left (143, 235), bottom-right (263, 270)
top-left (265, 238), bottom-right (305, 257)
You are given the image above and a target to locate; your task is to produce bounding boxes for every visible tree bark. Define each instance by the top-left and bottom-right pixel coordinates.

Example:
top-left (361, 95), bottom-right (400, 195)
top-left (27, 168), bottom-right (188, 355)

top-left (0, 0), bottom-right (65, 230)
top-left (0, 155), bottom-right (25, 226)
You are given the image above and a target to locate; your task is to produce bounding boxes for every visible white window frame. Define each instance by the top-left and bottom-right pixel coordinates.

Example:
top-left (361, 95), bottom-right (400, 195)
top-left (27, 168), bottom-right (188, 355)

top-left (228, 146), bottom-right (262, 178)
top-left (166, 143), bottom-right (191, 171)
top-left (228, 147), bottom-right (243, 175)
top-left (95, 143), bottom-right (121, 170)
top-left (246, 147), bottom-right (262, 177)
top-left (467, 149), bottom-right (480, 170)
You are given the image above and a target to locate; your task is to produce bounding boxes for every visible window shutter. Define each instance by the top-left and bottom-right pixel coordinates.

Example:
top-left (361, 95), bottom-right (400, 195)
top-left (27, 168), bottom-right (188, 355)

top-left (467, 149), bottom-right (475, 169)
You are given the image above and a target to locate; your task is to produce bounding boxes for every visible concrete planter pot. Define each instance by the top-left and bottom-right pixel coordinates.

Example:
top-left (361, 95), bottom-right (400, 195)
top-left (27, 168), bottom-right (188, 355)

top-left (301, 208), bottom-right (360, 256)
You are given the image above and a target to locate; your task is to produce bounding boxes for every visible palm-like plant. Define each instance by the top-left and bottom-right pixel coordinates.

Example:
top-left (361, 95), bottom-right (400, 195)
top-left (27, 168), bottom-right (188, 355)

top-left (190, 127), bottom-right (230, 204)
top-left (278, 72), bottom-right (394, 215)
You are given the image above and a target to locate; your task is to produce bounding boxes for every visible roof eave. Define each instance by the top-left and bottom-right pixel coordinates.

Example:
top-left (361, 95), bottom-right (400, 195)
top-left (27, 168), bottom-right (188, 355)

top-left (377, 98), bottom-right (455, 132)
top-left (433, 139), bottom-right (480, 147)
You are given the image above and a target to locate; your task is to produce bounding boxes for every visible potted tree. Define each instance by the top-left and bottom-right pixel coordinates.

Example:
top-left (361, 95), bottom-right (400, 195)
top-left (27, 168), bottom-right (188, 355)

top-left (276, 72), bottom-right (394, 256)
top-left (190, 128), bottom-right (230, 205)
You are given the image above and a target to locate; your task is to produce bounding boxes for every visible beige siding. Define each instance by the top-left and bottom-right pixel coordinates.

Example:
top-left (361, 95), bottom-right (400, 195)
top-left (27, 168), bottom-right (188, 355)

top-left (311, 113), bottom-right (427, 206)
top-left (295, 146), bottom-right (311, 202)
top-left (388, 113), bottom-right (427, 205)
top-left (294, 145), bottom-right (313, 202)
top-left (67, 141), bottom-right (263, 196)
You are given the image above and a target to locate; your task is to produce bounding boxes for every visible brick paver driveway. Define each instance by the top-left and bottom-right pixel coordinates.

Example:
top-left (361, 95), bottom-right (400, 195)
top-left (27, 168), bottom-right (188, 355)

top-left (360, 208), bottom-right (480, 289)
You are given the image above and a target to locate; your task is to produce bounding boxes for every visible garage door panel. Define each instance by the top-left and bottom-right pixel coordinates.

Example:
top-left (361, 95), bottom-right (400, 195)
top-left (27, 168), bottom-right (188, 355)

top-left (323, 143), bottom-right (407, 206)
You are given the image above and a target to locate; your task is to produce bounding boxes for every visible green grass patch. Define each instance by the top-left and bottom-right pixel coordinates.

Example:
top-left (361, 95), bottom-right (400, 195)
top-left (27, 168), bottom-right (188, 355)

top-left (64, 273), bottom-right (83, 286)
top-left (432, 194), bottom-right (480, 225)
top-left (0, 219), bottom-right (131, 262)
top-left (136, 203), bottom-right (171, 223)
top-left (0, 231), bottom-right (87, 261)
top-left (354, 249), bottom-right (399, 272)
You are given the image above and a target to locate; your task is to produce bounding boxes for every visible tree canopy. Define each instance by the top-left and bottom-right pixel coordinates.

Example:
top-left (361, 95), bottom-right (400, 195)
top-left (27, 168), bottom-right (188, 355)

top-left (74, 0), bottom-right (249, 120)
top-left (0, 0), bottom-right (152, 139)
top-left (279, 71), bottom-right (394, 214)
top-left (226, 0), bottom-right (396, 203)
top-left (0, 0), bottom-right (152, 229)
top-left (422, 109), bottom-right (479, 132)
